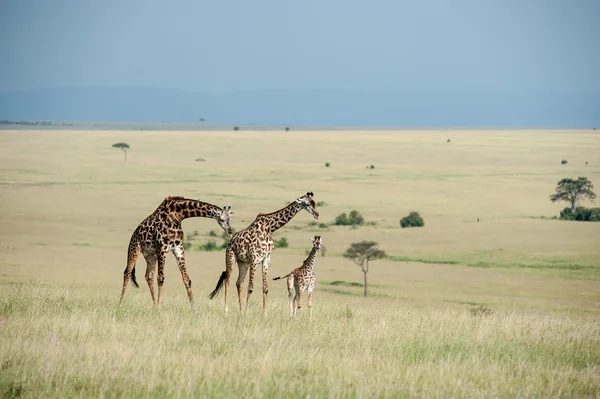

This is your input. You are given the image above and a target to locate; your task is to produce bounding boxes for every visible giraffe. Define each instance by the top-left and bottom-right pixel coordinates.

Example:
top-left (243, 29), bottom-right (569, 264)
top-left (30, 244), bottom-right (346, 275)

top-left (119, 196), bottom-right (233, 307)
top-left (273, 235), bottom-right (322, 318)
top-left (208, 192), bottom-right (319, 315)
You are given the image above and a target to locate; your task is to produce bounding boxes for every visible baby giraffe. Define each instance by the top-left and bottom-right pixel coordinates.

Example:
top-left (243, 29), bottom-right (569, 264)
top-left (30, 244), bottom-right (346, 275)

top-left (273, 235), bottom-right (322, 318)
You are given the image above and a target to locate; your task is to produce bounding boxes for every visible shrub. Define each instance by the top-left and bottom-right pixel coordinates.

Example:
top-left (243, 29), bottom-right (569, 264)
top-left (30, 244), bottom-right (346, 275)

top-left (369, 165), bottom-right (375, 169)
top-left (285, 127), bottom-right (290, 132)
top-left (233, 126), bottom-right (240, 131)
top-left (348, 210), bottom-right (364, 225)
top-left (400, 211), bottom-right (425, 228)
top-left (274, 237), bottom-right (289, 248)
top-left (198, 240), bottom-right (220, 251)
top-left (325, 162), bottom-right (331, 167)
top-left (195, 157), bottom-right (206, 162)
top-left (208, 230), bottom-right (218, 237)
top-left (561, 159), bottom-right (568, 165)
top-left (183, 242), bottom-right (193, 251)
top-left (334, 210), bottom-right (365, 226)
top-left (335, 213), bottom-right (349, 225)
top-left (316, 201), bottom-right (327, 207)
top-left (560, 206), bottom-right (600, 221)
top-left (318, 223), bottom-right (329, 229)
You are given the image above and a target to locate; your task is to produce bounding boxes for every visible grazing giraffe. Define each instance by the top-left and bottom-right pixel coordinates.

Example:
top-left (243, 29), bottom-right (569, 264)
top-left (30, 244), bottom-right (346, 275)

top-left (273, 235), bottom-right (322, 318)
top-left (208, 192), bottom-right (319, 315)
top-left (119, 196), bottom-right (233, 307)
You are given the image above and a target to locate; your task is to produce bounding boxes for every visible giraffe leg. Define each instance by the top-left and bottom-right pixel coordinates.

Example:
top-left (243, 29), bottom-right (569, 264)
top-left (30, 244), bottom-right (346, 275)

top-left (236, 262), bottom-right (248, 312)
top-left (173, 245), bottom-right (194, 307)
top-left (261, 254), bottom-right (271, 316)
top-left (143, 251), bottom-right (157, 305)
top-left (297, 285), bottom-right (304, 310)
top-left (308, 287), bottom-right (314, 320)
top-left (293, 284), bottom-right (301, 317)
top-left (119, 238), bottom-right (141, 306)
top-left (224, 247), bottom-right (235, 313)
top-left (245, 263), bottom-right (257, 312)
top-left (156, 251), bottom-right (167, 305)
top-left (287, 275), bottom-right (295, 317)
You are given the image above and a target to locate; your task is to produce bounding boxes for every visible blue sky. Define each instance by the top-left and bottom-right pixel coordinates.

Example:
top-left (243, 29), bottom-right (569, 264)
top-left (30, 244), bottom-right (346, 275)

top-left (1, 0), bottom-right (599, 94)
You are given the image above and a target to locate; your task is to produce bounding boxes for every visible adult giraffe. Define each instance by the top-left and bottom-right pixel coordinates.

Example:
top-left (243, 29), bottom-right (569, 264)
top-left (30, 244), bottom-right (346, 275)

top-left (208, 192), bottom-right (319, 314)
top-left (119, 196), bottom-right (233, 307)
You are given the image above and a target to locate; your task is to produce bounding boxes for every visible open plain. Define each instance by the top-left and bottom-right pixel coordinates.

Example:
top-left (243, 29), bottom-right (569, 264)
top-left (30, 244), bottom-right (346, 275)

top-left (1, 128), bottom-right (599, 398)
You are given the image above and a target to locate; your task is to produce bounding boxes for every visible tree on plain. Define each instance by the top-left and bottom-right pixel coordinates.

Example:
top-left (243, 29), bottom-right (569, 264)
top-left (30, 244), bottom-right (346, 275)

top-left (112, 142), bottom-right (130, 162)
top-left (343, 241), bottom-right (386, 297)
top-left (550, 177), bottom-right (596, 213)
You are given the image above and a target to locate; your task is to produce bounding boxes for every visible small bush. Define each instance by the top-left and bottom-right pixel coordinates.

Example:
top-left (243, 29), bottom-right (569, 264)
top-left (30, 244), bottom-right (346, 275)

top-left (285, 127), bottom-right (290, 132)
top-left (198, 240), bottom-right (220, 251)
top-left (316, 201), bottom-right (327, 207)
top-left (208, 230), bottom-right (218, 237)
top-left (274, 237), bottom-right (289, 248)
top-left (369, 165), bottom-right (375, 169)
top-left (233, 126), bottom-right (240, 131)
top-left (335, 213), bottom-right (349, 225)
top-left (561, 159), bottom-right (568, 165)
top-left (560, 206), bottom-right (600, 222)
top-left (325, 162), bottom-right (331, 167)
top-left (447, 138), bottom-right (451, 143)
top-left (195, 157), bottom-right (206, 162)
top-left (318, 223), bottom-right (329, 229)
top-left (334, 210), bottom-right (365, 226)
top-left (400, 211), bottom-right (425, 228)
top-left (183, 242), bottom-right (193, 251)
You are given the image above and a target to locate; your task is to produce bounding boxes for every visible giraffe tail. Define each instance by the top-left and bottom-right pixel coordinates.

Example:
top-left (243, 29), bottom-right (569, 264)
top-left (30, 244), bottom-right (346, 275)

top-left (208, 271), bottom-right (227, 299)
top-left (273, 274), bottom-right (290, 281)
top-left (131, 265), bottom-right (139, 288)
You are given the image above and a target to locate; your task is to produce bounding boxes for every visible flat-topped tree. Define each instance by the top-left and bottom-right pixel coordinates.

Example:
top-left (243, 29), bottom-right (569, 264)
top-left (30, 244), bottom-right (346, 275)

top-left (343, 241), bottom-right (386, 297)
top-left (112, 142), bottom-right (130, 162)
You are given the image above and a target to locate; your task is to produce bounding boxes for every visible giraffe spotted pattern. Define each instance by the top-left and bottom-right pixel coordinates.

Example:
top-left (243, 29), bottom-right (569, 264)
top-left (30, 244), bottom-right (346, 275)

top-left (208, 192), bottom-right (319, 315)
top-left (119, 196), bottom-right (232, 307)
top-left (273, 235), bottom-right (322, 318)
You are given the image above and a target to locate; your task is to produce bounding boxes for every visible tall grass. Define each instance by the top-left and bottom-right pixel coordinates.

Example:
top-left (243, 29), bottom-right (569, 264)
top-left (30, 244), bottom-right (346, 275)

top-left (1, 280), bottom-right (598, 398)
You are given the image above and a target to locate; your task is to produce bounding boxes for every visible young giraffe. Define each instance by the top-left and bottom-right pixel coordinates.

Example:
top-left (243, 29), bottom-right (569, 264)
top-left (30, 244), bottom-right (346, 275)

top-left (273, 235), bottom-right (322, 318)
top-left (119, 196), bottom-right (233, 307)
top-left (208, 192), bottom-right (319, 315)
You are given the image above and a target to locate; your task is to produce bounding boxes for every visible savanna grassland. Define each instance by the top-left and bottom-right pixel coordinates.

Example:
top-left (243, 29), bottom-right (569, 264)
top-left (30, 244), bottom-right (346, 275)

top-left (1, 128), bottom-right (599, 398)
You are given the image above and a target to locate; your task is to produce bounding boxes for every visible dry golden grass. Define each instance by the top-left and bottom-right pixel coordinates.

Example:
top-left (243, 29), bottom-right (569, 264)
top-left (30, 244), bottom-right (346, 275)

top-left (1, 128), bottom-right (599, 397)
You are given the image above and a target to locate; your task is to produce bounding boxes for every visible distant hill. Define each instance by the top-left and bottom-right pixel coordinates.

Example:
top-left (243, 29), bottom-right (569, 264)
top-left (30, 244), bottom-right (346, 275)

top-left (0, 87), bottom-right (598, 127)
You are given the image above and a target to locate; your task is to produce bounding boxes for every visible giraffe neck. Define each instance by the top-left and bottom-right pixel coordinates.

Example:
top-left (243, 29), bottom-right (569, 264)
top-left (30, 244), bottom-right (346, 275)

top-left (164, 198), bottom-right (221, 223)
top-left (302, 246), bottom-right (319, 272)
top-left (259, 201), bottom-right (303, 233)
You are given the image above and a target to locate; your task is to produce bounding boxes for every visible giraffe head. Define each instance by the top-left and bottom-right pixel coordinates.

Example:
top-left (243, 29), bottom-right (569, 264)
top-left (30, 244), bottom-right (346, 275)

top-left (296, 192), bottom-right (319, 220)
top-left (216, 206), bottom-right (233, 236)
top-left (312, 235), bottom-right (322, 252)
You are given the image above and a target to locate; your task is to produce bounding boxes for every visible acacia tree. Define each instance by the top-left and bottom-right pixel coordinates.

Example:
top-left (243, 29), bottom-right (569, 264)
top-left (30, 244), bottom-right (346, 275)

top-left (112, 142), bottom-right (130, 162)
top-left (343, 241), bottom-right (386, 297)
top-left (550, 177), bottom-right (596, 212)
